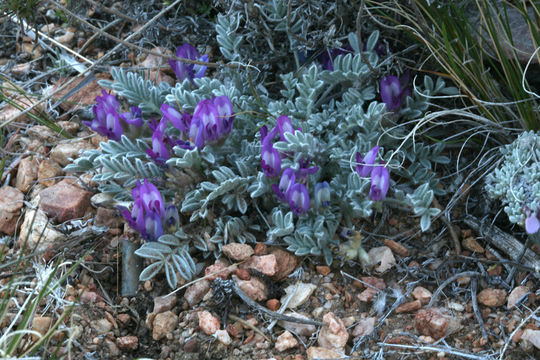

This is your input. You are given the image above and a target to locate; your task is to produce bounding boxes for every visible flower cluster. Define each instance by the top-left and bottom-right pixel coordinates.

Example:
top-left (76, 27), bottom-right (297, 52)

top-left (162, 95), bottom-right (234, 150)
top-left (169, 43), bottom-right (209, 83)
top-left (261, 115), bottom-right (324, 216)
top-left (380, 72), bottom-right (411, 111)
top-left (83, 90), bottom-right (143, 141)
top-left (355, 146), bottom-right (390, 201)
top-left (118, 179), bottom-right (179, 241)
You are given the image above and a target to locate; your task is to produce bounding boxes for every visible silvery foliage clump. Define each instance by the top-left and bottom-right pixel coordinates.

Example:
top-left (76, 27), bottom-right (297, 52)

top-left (485, 131), bottom-right (540, 227)
top-left (66, 4), bottom-right (456, 287)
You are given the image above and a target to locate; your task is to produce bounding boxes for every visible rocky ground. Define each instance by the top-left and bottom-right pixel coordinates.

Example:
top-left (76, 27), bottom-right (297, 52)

top-left (0, 1), bottom-right (539, 360)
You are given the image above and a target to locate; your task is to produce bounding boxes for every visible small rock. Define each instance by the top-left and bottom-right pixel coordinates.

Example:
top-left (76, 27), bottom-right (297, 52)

top-left (50, 140), bottom-right (92, 166)
top-left (507, 286), bottom-right (530, 309)
top-left (80, 290), bottom-right (101, 304)
top-left (368, 246), bottom-right (396, 273)
top-left (281, 283), bottom-right (317, 309)
top-left (57, 121), bottom-right (80, 135)
top-left (39, 182), bottom-right (92, 223)
top-left (358, 288), bottom-right (379, 303)
top-left (104, 339), bottom-right (120, 357)
top-left (235, 268), bottom-right (250, 280)
top-left (448, 302), bottom-right (465, 312)
top-left (414, 308), bottom-right (461, 340)
top-left (418, 335), bottom-right (435, 344)
top-left (55, 30), bottom-right (74, 45)
top-left (270, 247), bottom-right (300, 281)
top-left (352, 317), bottom-right (376, 337)
top-left (278, 312), bottom-right (317, 336)
top-left (205, 260), bottom-right (231, 281)
top-left (18, 209), bottom-right (66, 251)
top-left (222, 243), bottom-right (254, 261)
top-left (184, 280), bottom-right (210, 306)
top-left (395, 300), bottom-right (422, 314)
top-left (235, 277), bottom-right (268, 301)
top-left (152, 311), bottom-right (178, 340)
top-left (95, 207), bottom-right (122, 228)
top-left (307, 346), bottom-right (344, 359)
top-left (243, 254), bottom-right (278, 276)
top-left (198, 310), bottom-right (220, 336)
top-left (275, 331), bottom-right (298, 352)
top-left (318, 312), bottom-right (349, 351)
top-left (91, 318), bottom-right (112, 335)
top-left (38, 159), bottom-right (63, 187)
top-left (117, 314), bottom-right (131, 325)
top-left (0, 186), bottom-right (24, 235)
top-left (412, 286), bottom-right (432, 305)
top-left (15, 156), bottom-right (38, 193)
top-left (254, 242), bottom-right (267, 255)
top-left (266, 299), bottom-right (280, 311)
top-left (27, 125), bottom-right (58, 142)
top-left (116, 336), bottom-right (138, 351)
top-left (184, 337), bottom-right (198, 352)
top-left (40, 23), bottom-right (56, 34)
top-left (316, 265), bottom-right (331, 276)
top-left (32, 316), bottom-right (52, 341)
top-left (215, 329), bottom-right (232, 346)
top-left (153, 295), bottom-right (177, 314)
top-left (382, 238), bottom-right (409, 257)
top-left (462, 237), bottom-right (484, 253)
top-left (477, 288), bottom-right (506, 307)
top-left (520, 329), bottom-right (540, 350)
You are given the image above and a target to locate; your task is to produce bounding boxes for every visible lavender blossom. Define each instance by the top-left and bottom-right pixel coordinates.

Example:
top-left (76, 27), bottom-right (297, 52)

top-left (169, 43), bottom-right (208, 82)
top-left (369, 164), bottom-right (390, 201)
top-left (84, 90), bottom-right (123, 140)
top-left (213, 95), bottom-right (234, 135)
top-left (277, 115), bottom-right (295, 141)
top-left (356, 146), bottom-right (379, 177)
top-left (143, 210), bottom-right (164, 241)
top-left (194, 99), bottom-right (221, 142)
top-left (314, 181), bottom-right (331, 208)
top-left (296, 158), bottom-right (319, 180)
top-left (261, 142), bottom-right (282, 178)
top-left (120, 106), bottom-right (143, 127)
top-left (380, 73), bottom-right (411, 111)
top-left (146, 122), bottom-right (170, 164)
top-left (161, 103), bottom-right (191, 133)
top-left (287, 183), bottom-right (310, 215)
top-left (320, 45), bottom-right (353, 71)
top-left (134, 179), bottom-right (165, 217)
top-left (525, 210), bottom-right (540, 234)
top-left (164, 204), bottom-right (180, 230)
top-left (188, 114), bottom-right (204, 149)
top-left (272, 168), bottom-right (296, 201)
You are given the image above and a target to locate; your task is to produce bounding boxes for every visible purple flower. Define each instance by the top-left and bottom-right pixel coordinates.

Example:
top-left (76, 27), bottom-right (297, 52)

top-left (164, 204), bottom-right (180, 231)
top-left (194, 99), bottom-right (221, 142)
top-left (314, 182), bottom-right (331, 208)
top-left (188, 114), bottom-right (204, 149)
top-left (287, 182), bottom-right (310, 215)
top-left (525, 210), bottom-right (540, 234)
top-left (169, 43), bottom-right (208, 82)
top-left (133, 179), bottom-right (165, 217)
top-left (369, 163), bottom-right (390, 201)
top-left (272, 168), bottom-right (296, 201)
top-left (356, 146), bottom-right (379, 177)
top-left (262, 126), bottom-right (279, 147)
top-left (146, 125), bottom-right (169, 164)
top-left (143, 210), bottom-right (164, 241)
top-left (277, 115), bottom-right (295, 141)
top-left (296, 158), bottom-right (319, 180)
top-left (161, 103), bottom-right (191, 133)
top-left (380, 73), bottom-right (411, 111)
top-left (84, 90), bottom-right (123, 140)
top-left (120, 106), bottom-right (143, 127)
top-left (261, 142), bottom-right (282, 178)
top-left (213, 95), bottom-right (234, 135)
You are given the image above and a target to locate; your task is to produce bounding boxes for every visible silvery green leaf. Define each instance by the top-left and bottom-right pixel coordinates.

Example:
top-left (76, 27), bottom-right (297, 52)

top-left (139, 262), bottom-right (164, 282)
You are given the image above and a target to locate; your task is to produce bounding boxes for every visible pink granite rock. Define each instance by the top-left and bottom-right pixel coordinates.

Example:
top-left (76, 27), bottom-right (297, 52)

top-left (235, 277), bottom-right (268, 301)
top-left (39, 182), bottom-right (91, 223)
top-left (221, 243), bottom-right (254, 261)
top-left (414, 308), bottom-right (461, 340)
top-left (15, 156), bottom-right (38, 193)
top-left (507, 286), bottom-right (530, 309)
top-left (243, 254), bottom-right (278, 276)
top-left (153, 295), bottom-right (177, 314)
top-left (198, 310), bottom-right (220, 336)
top-left (152, 311), bottom-right (178, 340)
top-left (184, 280), bottom-right (210, 307)
top-left (37, 159), bottom-right (62, 187)
top-left (275, 331), bottom-right (298, 352)
top-left (0, 186), bottom-right (24, 235)
top-left (318, 312), bottom-right (349, 351)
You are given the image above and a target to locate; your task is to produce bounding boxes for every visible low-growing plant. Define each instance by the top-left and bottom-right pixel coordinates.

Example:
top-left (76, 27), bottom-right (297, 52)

top-left (66, 6), bottom-right (458, 289)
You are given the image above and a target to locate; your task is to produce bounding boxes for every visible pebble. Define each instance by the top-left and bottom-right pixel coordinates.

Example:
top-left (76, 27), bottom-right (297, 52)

top-left (205, 260), bottom-right (232, 281)
top-left (91, 318), bottom-right (112, 335)
top-left (368, 246), bottom-right (396, 273)
top-left (153, 295), bottom-right (177, 314)
top-left (18, 209), bottom-right (66, 252)
top-left (221, 243), bottom-right (254, 261)
top-left (477, 288), bottom-right (506, 307)
top-left (184, 280), bottom-right (210, 306)
top-left (414, 308), bottom-right (461, 340)
top-left (236, 277), bottom-right (268, 301)
top-left (382, 238), bottom-right (410, 257)
top-left (15, 156), bottom-right (38, 193)
top-left (266, 299), bottom-right (280, 311)
top-left (0, 186), bottom-right (24, 235)
top-left (352, 317), bottom-right (376, 337)
top-left (235, 268), bottom-right (251, 280)
top-left (316, 266), bottom-right (331, 276)
top-left (243, 254), bottom-right (278, 276)
top-left (448, 301), bottom-right (465, 312)
top-left (37, 159), bottom-right (63, 187)
top-left (215, 329), bottom-right (232, 346)
top-left (462, 237), bottom-right (484, 253)
top-left (412, 286), bottom-right (432, 305)
top-left (307, 346), bottom-right (344, 359)
top-left (39, 181), bottom-right (92, 223)
top-left (275, 331), bottom-right (298, 352)
top-left (278, 312), bottom-right (317, 336)
top-left (183, 337), bottom-right (198, 352)
top-left (281, 283), bottom-right (317, 309)
top-left (152, 311), bottom-right (178, 340)
top-left (32, 316), bottom-right (52, 341)
top-left (507, 286), bottom-right (530, 309)
top-left (50, 140), bottom-right (92, 166)
top-left (116, 336), bottom-right (138, 351)
top-left (395, 300), bottom-right (422, 313)
top-left (520, 329), bottom-right (540, 350)
top-left (198, 310), bottom-right (220, 336)
top-left (270, 247), bottom-right (300, 281)
top-left (317, 312), bottom-right (349, 351)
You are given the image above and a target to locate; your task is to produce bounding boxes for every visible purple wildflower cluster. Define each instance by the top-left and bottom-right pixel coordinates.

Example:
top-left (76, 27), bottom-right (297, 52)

top-left (260, 115), bottom-right (326, 216)
top-left (83, 90), bottom-right (143, 141)
top-left (169, 43), bottom-right (209, 83)
top-left (118, 179), bottom-right (179, 241)
top-left (355, 146), bottom-right (390, 201)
